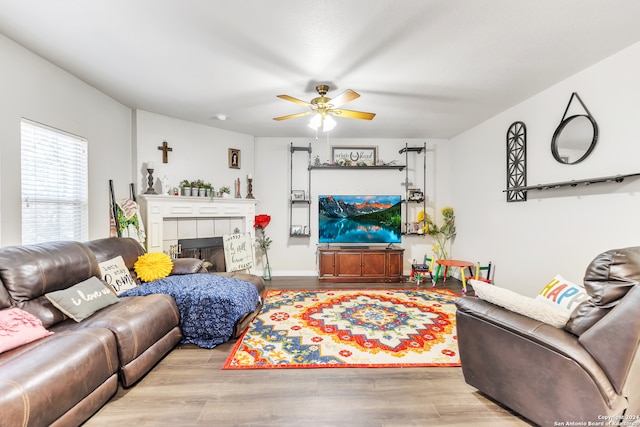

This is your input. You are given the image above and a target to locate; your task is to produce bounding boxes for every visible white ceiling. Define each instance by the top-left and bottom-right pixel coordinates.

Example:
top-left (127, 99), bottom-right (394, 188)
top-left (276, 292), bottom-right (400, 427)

top-left (2, 0), bottom-right (640, 139)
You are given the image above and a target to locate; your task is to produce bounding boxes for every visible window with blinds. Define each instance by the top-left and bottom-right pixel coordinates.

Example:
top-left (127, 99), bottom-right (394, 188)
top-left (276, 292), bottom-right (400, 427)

top-left (21, 119), bottom-right (88, 244)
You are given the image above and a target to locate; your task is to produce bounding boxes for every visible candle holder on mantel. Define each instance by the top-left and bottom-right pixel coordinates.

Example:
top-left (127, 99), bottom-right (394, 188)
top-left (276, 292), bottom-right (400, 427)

top-left (144, 168), bottom-right (157, 194)
top-left (246, 177), bottom-right (255, 199)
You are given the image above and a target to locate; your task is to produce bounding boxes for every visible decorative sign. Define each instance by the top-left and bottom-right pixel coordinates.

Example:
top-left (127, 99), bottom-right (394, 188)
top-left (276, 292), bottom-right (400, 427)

top-left (331, 146), bottom-right (377, 166)
top-left (98, 255), bottom-right (137, 295)
top-left (223, 233), bottom-right (254, 272)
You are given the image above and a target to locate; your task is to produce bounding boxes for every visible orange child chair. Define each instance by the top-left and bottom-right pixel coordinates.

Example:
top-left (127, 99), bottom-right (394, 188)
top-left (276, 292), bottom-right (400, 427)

top-left (465, 262), bottom-right (493, 284)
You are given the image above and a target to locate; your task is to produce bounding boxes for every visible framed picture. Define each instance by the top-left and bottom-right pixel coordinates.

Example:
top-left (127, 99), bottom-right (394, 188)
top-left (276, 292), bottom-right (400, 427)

top-left (228, 148), bottom-right (240, 169)
top-left (408, 188), bottom-right (424, 201)
top-left (331, 146), bottom-right (377, 166)
top-left (408, 222), bottom-right (421, 234)
top-left (291, 190), bottom-right (306, 201)
top-left (291, 225), bottom-right (303, 235)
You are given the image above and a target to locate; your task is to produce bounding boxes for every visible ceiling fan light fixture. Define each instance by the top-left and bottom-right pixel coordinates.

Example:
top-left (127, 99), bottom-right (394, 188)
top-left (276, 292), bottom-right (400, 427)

top-left (308, 113), bottom-right (336, 132)
top-left (274, 85), bottom-right (374, 125)
top-left (308, 113), bottom-right (322, 130)
top-left (323, 114), bottom-right (336, 132)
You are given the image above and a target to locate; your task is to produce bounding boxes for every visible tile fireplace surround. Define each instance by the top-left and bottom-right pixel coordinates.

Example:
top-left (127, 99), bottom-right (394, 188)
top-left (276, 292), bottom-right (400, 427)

top-left (139, 195), bottom-right (258, 256)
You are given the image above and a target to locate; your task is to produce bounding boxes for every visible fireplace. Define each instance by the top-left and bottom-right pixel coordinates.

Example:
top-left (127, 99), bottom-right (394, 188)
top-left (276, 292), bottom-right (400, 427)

top-left (139, 195), bottom-right (257, 274)
top-left (177, 237), bottom-right (226, 272)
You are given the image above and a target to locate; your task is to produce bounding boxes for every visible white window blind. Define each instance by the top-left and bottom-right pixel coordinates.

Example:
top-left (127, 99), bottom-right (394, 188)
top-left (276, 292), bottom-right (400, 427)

top-left (21, 119), bottom-right (88, 244)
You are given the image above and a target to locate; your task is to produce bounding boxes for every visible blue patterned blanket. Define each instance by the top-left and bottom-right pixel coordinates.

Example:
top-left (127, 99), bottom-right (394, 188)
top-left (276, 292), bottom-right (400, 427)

top-left (120, 274), bottom-right (260, 348)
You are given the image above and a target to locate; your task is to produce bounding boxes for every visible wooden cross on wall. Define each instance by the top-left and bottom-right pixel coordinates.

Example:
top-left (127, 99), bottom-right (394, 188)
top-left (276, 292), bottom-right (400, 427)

top-left (158, 141), bottom-right (173, 163)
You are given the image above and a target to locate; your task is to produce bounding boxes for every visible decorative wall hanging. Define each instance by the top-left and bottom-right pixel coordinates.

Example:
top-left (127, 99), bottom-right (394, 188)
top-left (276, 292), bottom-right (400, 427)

top-left (551, 92), bottom-right (598, 165)
top-left (331, 146), bottom-right (377, 166)
top-left (506, 121), bottom-right (527, 202)
top-left (228, 148), bottom-right (240, 169)
top-left (157, 141), bottom-right (173, 163)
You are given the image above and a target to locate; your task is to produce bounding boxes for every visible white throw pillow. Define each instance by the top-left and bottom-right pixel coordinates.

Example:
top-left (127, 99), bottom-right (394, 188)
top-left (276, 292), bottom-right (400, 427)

top-left (470, 280), bottom-right (570, 328)
top-left (536, 274), bottom-right (589, 313)
top-left (98, 256), bottom-right (137, 295)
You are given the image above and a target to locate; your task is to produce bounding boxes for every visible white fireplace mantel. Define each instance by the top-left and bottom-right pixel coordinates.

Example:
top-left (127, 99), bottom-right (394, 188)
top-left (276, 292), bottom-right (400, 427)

top-left (139, 195), bottom-right (258, 253)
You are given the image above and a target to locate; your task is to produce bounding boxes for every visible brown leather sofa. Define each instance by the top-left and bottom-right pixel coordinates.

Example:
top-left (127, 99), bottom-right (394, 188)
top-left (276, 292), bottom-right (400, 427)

top-left (0, 238), bottom-right (184, 427)
top-left (455, 246), bottom-right (640, 426)
top-left (0, 237), bottom-right (266, 426)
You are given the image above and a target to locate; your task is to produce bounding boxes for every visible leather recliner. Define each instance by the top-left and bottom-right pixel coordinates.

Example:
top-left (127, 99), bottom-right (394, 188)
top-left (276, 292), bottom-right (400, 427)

top-left (455, 246), bottom-right (640, 426)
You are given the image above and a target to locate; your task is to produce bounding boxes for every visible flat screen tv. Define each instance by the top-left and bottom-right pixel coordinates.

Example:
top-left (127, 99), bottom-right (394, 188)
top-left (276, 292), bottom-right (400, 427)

top-left (318, 195), bottom-right (402, 244)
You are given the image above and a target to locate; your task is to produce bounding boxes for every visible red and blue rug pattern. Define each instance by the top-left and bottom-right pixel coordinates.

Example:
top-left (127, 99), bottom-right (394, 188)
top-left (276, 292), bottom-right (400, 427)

top-left (223, 289), bottom-right (461, 369)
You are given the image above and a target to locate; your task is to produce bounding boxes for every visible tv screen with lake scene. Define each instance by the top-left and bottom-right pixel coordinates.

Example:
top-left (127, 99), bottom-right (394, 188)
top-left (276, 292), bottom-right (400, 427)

top-left (318, 195), bottom-right (402, 244)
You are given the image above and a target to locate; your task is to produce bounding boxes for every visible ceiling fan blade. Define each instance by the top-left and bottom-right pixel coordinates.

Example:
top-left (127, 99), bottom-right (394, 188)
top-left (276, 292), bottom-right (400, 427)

top-left (277, 94), bottom-right (312, 107)
top-left (328, 89), bottom-right (360, 108)
top-left (330, 109), bottom-right (376, 120)
top-left (273, 111), bottom-right (314, 121)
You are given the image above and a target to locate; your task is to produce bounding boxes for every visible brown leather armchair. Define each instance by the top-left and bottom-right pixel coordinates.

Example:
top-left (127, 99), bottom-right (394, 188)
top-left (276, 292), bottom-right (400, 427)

top-left (455, 246), bottom-right (640, 426)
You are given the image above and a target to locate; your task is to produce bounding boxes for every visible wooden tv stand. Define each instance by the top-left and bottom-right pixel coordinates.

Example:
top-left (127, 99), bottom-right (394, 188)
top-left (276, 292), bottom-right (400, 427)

top-left (318, 247), bottom-right (405, 283)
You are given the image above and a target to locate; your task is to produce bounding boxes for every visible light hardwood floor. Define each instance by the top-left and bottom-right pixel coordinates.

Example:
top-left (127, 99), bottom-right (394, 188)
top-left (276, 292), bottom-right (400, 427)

top-left (85, 276), bottom-right (534, 427)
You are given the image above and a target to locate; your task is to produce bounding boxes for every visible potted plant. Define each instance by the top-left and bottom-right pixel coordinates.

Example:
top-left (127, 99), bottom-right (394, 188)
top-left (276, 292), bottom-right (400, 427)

top-left (194, 179), bottom-right (206, 197)
top-left (190, 180), bottom-right (199, 196)
top-left (220, 185), bottom-right (231, 199)
top-left (204, 182), bottom-right (213, 198)
top-left (180, 180), bottom-right (191, 196)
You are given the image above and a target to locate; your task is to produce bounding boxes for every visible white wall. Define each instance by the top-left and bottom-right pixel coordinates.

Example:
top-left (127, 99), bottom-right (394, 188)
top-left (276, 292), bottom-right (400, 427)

top-left (0, 34), bottom-right (132, 245)
top-left (6, 29), bottom-right (639, 286)
top-left (450, 40), bottom-right (640, 296)
top-left (253, 137), bottom-right (451, 275)
top-left (134, 110), bottom-right (255, 197)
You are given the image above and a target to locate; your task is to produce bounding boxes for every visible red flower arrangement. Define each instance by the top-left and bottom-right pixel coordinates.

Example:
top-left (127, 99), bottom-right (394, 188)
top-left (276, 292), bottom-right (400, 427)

top-left (254, 214), bottom-right (271, 230)
top-left (254, 214), bottom-right (272, 279)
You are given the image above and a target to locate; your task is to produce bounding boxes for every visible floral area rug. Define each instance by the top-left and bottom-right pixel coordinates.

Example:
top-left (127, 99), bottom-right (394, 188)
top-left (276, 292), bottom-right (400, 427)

top-left (223, 289), bottom-right (461, 369)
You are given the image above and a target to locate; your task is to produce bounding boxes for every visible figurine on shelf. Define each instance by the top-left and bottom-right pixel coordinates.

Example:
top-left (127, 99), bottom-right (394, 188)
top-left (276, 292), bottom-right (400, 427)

top-left (162, 175), bottom-right (170, 195)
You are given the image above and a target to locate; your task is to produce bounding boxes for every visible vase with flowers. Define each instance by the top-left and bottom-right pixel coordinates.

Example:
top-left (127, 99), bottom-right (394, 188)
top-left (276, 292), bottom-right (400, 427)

top-left (418, 207), bottom-right (456, 261)
top-left (254, 214), bottom-right (272, 280)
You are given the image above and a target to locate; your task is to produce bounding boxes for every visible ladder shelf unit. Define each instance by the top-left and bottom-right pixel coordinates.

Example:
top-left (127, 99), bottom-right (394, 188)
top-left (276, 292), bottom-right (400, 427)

top-left (289, 142), bottom-right (312, 237)
top-left (399, 142), bottom-right (427, 236)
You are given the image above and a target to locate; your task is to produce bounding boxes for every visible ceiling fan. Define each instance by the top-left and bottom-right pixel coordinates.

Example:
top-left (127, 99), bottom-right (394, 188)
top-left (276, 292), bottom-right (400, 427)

top-left (273, 84), bottom-right (375, 131)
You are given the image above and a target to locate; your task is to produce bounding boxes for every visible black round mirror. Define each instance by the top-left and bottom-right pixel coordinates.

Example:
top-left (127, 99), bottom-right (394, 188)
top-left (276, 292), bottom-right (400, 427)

top-left (551, 114), bottom-right (598, 164)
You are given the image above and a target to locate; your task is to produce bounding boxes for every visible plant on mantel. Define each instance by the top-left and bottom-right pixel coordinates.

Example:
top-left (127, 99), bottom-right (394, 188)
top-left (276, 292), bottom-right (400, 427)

top-left (180, 179), bottom-right (191, 196)
top-left (179, 179), bottom-right (213, 197)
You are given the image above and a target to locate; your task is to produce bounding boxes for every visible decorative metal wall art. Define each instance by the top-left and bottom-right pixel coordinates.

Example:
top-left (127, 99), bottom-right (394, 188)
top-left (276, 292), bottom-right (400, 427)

top-left (506, 121), bottom-right (527, 202)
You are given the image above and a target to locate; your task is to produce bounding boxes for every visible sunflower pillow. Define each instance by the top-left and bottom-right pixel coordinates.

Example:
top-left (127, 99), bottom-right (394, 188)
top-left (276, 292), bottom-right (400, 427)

top-left (134, 252), bottom-right (174, 282)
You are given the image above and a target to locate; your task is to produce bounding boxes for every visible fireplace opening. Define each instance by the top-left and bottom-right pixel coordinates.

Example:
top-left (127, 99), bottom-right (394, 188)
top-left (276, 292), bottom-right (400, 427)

top-left (177, 237), bottom-right (226, 272)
